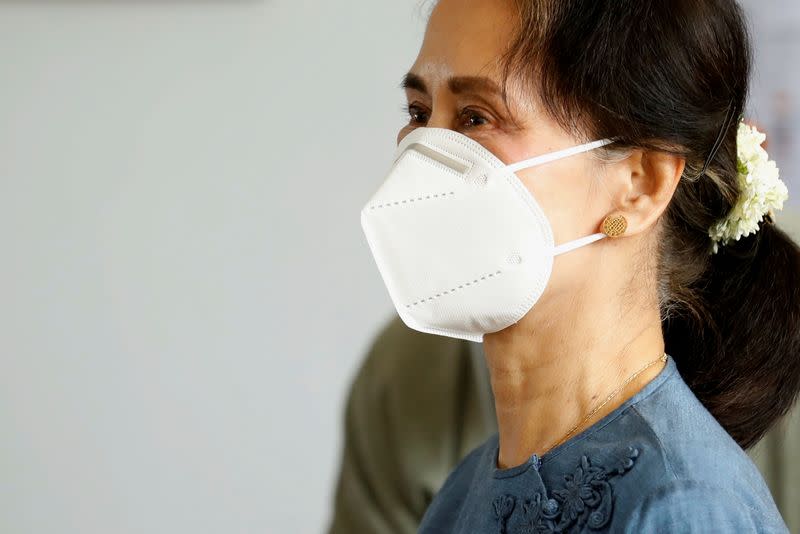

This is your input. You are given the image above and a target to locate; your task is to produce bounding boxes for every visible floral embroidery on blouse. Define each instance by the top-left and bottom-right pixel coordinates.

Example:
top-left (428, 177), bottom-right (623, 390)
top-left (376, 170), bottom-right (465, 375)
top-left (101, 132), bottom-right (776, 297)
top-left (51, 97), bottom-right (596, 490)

top-left (492, 446), bottom-right (640, 533)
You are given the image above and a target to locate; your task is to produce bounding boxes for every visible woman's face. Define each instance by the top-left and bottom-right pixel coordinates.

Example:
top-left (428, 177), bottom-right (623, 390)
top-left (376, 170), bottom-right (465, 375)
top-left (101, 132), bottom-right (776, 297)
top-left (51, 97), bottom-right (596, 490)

top-left (400, 0), bottom-right (621, 309)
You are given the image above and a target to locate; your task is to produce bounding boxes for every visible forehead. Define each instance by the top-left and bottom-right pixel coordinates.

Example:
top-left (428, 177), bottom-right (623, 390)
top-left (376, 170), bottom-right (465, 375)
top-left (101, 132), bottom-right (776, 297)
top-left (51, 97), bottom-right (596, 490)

top-left (411, 0), bottom-right (517, 83)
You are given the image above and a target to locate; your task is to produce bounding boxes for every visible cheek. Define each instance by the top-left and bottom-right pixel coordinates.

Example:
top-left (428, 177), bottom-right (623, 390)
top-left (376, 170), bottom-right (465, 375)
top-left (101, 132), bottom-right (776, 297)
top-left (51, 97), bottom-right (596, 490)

top-left (518, 161), bottom-right (608, 301)
top-left (516, 159), bottom-right (603, 245)
top-left (396, 125), bottom-right (413, 145)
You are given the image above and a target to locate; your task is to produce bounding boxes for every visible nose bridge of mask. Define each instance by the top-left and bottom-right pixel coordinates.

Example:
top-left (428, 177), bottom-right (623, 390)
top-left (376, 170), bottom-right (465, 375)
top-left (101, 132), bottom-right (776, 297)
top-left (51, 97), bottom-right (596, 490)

top-left (486, 137), bottom-right (616, 257)
top-left (404, 142), bottom-right (471, 174)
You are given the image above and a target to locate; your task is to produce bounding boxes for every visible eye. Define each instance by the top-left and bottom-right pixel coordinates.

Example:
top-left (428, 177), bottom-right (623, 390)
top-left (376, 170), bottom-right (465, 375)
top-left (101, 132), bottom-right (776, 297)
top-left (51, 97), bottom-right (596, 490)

top-left (403, 103), bottom-right (430, 125)
top-left (459, 108), bottom-right (490, 128)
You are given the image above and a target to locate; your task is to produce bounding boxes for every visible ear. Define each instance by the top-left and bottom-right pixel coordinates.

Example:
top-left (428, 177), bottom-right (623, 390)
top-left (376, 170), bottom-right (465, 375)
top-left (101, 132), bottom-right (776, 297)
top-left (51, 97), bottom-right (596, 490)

top-left (614, 150), bottom-right (685, 236)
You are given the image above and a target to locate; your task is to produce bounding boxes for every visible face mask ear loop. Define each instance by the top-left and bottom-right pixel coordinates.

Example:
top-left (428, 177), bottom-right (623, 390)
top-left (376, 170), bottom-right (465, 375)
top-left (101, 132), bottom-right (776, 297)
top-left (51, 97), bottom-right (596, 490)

top-left (485, 138), bottom-right (616, 182)
top-left (552, 233), bottom-right (606, 256)
top-left (504, 138), bottom-right (616, 174)
top-left (487, 137), bottom-right (617, 255)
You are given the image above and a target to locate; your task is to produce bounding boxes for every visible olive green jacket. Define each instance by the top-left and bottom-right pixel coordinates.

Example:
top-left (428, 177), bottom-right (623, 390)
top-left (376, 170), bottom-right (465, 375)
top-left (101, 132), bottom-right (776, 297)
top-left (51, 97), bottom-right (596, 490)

top-left (326, 317), bottom-right (800, 533)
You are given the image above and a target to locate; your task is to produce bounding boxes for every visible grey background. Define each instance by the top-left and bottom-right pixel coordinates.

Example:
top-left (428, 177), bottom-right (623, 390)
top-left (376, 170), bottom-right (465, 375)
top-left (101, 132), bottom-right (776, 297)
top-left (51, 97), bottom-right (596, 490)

top-left (0, 1), bottom-right (796, 533)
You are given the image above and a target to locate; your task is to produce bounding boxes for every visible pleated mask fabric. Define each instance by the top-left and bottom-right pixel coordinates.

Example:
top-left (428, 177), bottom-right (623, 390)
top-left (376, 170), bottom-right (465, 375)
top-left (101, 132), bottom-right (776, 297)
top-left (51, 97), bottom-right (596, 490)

top-left (360, 127), bottom-right (614, 342)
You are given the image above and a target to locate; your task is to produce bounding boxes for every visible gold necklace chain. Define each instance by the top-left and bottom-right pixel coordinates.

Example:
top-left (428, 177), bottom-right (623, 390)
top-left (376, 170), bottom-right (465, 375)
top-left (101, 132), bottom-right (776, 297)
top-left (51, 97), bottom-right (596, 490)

top-left (544, 351), bottom-right (668, 455)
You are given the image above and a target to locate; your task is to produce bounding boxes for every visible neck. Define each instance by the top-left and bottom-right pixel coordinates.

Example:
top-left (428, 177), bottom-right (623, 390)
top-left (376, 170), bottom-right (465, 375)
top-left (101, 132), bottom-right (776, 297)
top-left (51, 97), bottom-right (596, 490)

top-left (483, 279), bottom-right (666, 470)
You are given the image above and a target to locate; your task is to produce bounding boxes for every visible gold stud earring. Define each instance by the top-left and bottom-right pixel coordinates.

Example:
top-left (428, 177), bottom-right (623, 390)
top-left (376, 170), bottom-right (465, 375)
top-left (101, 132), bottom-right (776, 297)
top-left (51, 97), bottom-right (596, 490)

top-left (602, 214), bottom-right (628, 237)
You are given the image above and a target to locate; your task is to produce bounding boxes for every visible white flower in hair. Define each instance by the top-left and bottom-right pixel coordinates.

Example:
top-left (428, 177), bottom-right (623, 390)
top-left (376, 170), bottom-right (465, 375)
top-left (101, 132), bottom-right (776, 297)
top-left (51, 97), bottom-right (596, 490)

top-left (708, 121), bottom-right (788, 253)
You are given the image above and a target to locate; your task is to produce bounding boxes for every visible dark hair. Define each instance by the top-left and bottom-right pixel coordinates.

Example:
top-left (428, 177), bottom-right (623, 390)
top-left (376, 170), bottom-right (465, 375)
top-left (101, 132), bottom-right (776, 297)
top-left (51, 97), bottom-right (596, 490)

top-left (495, 0), bottom-right (800, 449)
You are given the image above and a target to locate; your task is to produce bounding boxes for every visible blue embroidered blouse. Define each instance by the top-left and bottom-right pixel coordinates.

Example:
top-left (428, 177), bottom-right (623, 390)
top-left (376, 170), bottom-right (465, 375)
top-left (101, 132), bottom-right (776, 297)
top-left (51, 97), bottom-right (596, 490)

top-left (417, 353), bottom-right (790, 533)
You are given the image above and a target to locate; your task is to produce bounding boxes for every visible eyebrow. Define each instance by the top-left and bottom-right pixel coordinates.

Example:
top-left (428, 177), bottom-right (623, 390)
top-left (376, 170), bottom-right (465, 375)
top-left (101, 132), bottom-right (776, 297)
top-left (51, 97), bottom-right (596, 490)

top-left (400, 72), bottom-right (502, 96)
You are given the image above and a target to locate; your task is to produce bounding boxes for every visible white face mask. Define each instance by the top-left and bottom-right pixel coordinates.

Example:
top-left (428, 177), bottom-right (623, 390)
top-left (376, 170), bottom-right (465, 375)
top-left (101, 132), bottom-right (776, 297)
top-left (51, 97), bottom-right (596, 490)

top-left (360, 127), bottom-right (614, 343)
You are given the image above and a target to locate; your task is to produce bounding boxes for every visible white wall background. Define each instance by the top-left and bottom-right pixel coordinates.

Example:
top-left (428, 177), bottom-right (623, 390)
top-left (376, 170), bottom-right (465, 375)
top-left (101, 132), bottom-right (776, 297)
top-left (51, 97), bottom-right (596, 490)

top-left (0, 1), bottom-right (796, 534)
top-left (745, 0), bottom-right (800, 205)
top-left (0, 1), bottom-right (425, 533)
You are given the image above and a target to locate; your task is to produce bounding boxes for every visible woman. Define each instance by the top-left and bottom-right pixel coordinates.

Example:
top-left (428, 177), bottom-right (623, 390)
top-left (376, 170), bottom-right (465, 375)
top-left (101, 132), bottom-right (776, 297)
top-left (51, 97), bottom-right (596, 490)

top-left (358, 0), bottom-right (800, 532)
